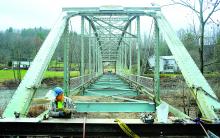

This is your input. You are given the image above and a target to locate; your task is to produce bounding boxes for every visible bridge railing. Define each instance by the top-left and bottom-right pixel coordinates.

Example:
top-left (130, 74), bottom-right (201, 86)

top-left (121, 74), bottom-right (154, 93)
top-left (69, 73), bottom-right (99, 93)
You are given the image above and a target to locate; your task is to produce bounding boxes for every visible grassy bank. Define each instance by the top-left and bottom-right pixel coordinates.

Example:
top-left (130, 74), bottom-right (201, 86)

top-left (0, 69), bottom-right (80, 82)
top-left (143, 72), bottom-right (220, 78)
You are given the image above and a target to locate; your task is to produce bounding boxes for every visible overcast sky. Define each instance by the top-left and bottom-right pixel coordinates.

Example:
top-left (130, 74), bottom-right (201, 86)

top-left (0, 0), bottom-right (219, 32)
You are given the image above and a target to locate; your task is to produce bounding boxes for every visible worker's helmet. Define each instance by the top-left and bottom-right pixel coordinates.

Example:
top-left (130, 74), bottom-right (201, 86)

top-left (53, 87), bottom-right (63, 96)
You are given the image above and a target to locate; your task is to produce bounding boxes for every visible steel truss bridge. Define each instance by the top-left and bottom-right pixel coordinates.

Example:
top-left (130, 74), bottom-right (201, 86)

top-left (1, 6), bottom-right (220, 137)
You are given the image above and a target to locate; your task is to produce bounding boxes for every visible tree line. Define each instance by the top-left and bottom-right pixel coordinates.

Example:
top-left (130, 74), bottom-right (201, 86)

top-left (0, 27), bottom-right (49, 65)
top-left (0, 25), bottom-right (220, 73)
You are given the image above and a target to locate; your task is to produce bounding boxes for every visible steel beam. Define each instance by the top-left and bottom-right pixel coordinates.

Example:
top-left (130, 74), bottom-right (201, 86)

top-left (96, 42), bottom-right (98, 75)
top-left (85, 16), bottom-right (102, 47)
top-left (154, 20), bottom-right (160, 102)
top-left (75, 102), bottom-right (155, 112)
top-left (89, 24), bottom-right (92, 75)
top-left (3, 13), bottom-right (69, 118)
top-left (120, 46), bottom-right (123, 74)
top-left (81, 16), bottom-right (85, 83)
top-left (93, 38), bottom-right (96, 73)
top-left (98, 47), bottom-right (100, 74)
top-left (98, 50), bottom-right (101, 74)
top-left (124, 41), bottom-right (127, 69)
top-left (118, 16), bottom-right (136, 46)
top-left (129, 24), bottom-right (132, 74)
top-left (121, 43), bottom-right (124, 72)
top-left (96, 25), bottom-right (124, 30)
top-left (137, 16), bottom-right (141, 76)
top-left (118, 48), bottom-right (121, 74)
top-left (93, 19), bottom-right (128, 46)
top-left (92, 16), bottom-right (129, 21)
top-left (63, 22), bottom-right (70, 96)
top-left (92, 16), bottom-right (136, 37)
top-left (63, 7), bottom-right (161, 16)
top-left (117, 48), bottom-right (120, 74)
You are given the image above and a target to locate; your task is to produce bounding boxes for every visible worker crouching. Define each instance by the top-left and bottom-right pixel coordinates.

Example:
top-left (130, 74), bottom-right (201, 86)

top-left (49, 87), bottom-right (75, 118)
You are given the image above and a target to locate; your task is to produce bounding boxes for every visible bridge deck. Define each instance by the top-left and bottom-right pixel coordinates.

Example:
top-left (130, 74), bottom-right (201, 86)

top-left (71, 74), bottom-right (156, 113)
top-left (83, 74), bottom-right (138, 96)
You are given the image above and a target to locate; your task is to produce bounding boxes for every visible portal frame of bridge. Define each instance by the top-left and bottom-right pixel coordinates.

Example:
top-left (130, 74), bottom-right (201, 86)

top-left (2, 6), bottom-right (220, 123)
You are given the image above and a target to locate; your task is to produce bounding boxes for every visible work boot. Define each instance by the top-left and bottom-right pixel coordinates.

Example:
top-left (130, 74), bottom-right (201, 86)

top-left (64, 111), bottom-right (72, 118)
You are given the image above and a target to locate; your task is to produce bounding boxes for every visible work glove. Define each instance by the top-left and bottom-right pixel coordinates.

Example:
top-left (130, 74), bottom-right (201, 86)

top-left (63, 108), bottom-right (71, 114)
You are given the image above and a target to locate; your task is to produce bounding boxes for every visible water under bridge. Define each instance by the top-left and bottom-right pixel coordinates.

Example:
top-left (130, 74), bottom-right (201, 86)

top-left (1, 6), bottom-right (220, 137)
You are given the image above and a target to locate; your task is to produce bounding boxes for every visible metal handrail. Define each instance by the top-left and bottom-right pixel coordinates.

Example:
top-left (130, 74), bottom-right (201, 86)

top-left (120, 73), bottom-right (154, 93)
top-left (69, 73), bottom-right (101, 94)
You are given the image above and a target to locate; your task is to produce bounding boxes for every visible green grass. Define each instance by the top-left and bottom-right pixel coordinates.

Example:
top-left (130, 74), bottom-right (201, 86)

top-left (204, 72), bottom-right (220, 77)
top-left (159, 73), bottom-right (181, 77)
top-left (0, 70), bottom-right (27, 82)
top-left (0, 69), bottom-right (80, 82)
top-left (1, 68), bottom-right (219, 83)
top-left (43, 70), bottom-right (79, 78)
top-left (48, 61), bottom-right (64, 68)
top-left (48, 61), bottom-right (78, 68)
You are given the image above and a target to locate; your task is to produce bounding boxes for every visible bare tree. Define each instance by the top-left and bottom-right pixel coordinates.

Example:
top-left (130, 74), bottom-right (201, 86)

top-left (169, 0), bottom-right (220, 73)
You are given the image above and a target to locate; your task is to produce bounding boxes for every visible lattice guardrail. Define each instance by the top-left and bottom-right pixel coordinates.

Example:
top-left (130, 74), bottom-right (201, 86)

top-left (122, 74), bottom-right (154, 93)
top-left (69, 74), bottom-right (98, 91)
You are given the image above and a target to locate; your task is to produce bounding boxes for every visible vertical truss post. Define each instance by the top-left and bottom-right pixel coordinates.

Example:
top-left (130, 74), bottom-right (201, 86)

top-left (101, 51), bottom-right (103, 74)
top-left (98, 47), bottom-right (100, 75)
top-left (118, 47), bottom-right (121, 75)
top-left (120, 46), bottom-right (123, 75)
top-left (137, 16), bottom-right (141, 76)
top-left (99, 50), bottom-right (101, 75)
top-left (117, 48), bottom-right (119, 74)
top-left (122, 43), bottom-right (124, 74)
top-left (129, 24), bottom-right (132, 75)
top-left (120, 44), bottom-right (123, 74)
top-left (93, 39), bottom-right (96, 75)
top-left (116, 53), bottom-right (118, 74)
top-left (125, 40), bottom-right (127, 70)
top-left (100, 50), bottom-right (103, 74)
top-left (114, 61), bottom-right (116, 74)
top-left (154, 20), bottom-right (160, 102)
top-left (117, 48), bottom-right (120, 75)
top-left (89, 23), bottom-right (92, 76)
top-left (63, 21), bottom-right (70, 96)
top-left (96, 42), bottom-right (98, 76)
top-left (118, 52), bottom-right (120, 74)
top-left (94, 41), bottom-right (96, 75)
top-left (98, 49), bottom-right (100, 74)
top-left (119, 46), bottom-right (121, 75)
top-left (81, 16), bottom-right (85, 83)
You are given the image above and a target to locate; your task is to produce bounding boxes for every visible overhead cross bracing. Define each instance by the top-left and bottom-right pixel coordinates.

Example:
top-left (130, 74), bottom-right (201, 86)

top-left (87, 16), bottom-right (135, 61)
top-left (1, 6), bottom-right (220, 137)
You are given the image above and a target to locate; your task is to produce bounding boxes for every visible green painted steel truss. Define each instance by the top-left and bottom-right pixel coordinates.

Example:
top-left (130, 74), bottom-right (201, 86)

top-left (75, 101), bottom-right (155, 112)
top-left (2, 6), bottom-right (220, 121)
